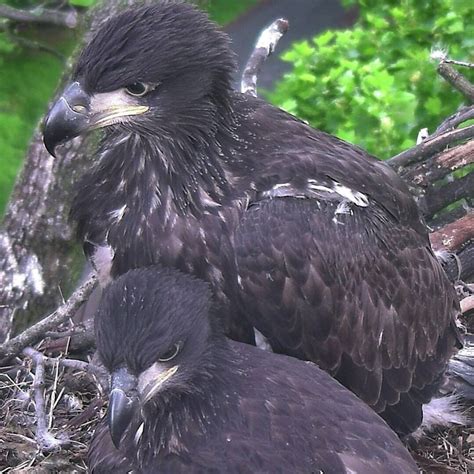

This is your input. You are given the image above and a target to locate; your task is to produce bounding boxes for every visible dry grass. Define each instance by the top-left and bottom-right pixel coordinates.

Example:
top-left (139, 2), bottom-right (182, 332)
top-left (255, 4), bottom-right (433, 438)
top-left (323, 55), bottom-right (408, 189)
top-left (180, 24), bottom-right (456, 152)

top-left (410, 421), bottom-right (474, 473)
top-left (0, 352), bottom-right (102, 473)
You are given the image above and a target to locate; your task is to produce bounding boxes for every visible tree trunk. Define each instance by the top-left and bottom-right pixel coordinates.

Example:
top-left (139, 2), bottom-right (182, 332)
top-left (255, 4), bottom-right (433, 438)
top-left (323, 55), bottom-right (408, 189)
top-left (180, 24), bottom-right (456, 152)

top-left (0, 0), bottom-right (145, 343)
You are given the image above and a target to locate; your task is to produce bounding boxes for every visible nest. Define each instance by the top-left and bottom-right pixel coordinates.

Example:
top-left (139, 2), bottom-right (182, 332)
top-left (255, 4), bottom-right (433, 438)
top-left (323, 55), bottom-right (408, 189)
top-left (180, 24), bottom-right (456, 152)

top-left (0, 348), bottom-right (102, 472)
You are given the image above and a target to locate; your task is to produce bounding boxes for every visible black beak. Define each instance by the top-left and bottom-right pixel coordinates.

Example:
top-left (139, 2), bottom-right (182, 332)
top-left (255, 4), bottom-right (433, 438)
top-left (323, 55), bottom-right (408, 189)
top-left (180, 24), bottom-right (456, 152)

top-left (108, 368), bottom-right (138, 449)
top-left (43, 82), bottom-right (91, 157)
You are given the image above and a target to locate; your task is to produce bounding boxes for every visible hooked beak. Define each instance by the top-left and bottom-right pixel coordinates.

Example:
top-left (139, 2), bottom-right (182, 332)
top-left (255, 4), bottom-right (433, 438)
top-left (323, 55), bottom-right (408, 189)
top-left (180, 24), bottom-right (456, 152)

top-left (43, 81), bottom-right (149, 157)
top-left (43, 82), bottom-right (90, 157)
top-left (108, 368), bottom-right (138, 449)
top-left (106, 364), bottom-right (179, 449)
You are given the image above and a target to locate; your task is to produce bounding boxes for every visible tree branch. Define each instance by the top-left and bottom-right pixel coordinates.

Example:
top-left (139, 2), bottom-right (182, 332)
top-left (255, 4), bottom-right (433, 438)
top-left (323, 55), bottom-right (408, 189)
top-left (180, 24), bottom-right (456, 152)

top-left (420, 172), bottom-right (474, 219)
top-left (22, 347), bottom-right (68, 451)
top-left (430, 213), bottom-right (474, 281)
top-left (0, 4), bottom-right (78, 29)
top-left (435, 105), bottom-right (474, 134)
top-left (0, 273), bottom-right (97, 362)
top-left (241, 18), bottom-right (289, 97)
top-left (387, 124), bottom-right (474, 170)
top-left (403, 140), bottom-right (474, 187)
top-left (437, 62), bottom-right (474, 103)
top-left (430, 212), bottom-right (474, 253)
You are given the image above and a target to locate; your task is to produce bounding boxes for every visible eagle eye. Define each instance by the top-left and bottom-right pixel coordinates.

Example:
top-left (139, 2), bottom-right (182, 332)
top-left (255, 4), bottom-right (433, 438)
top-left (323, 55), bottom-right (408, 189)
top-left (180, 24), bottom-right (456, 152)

top-left (158, 343), bottom-right (181, 362)
top-left (125, 82), bottom-right (149, 97)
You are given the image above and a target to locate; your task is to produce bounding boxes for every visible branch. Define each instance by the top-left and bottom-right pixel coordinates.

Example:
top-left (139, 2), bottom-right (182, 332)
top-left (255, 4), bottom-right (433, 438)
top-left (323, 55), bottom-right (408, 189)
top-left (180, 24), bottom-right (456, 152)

top-left (22, 347), bottom-right (68, 451)
top-left (0, 4), bottom-right (78, 29)
top-left (403, 140), bottom-right (474, 187)
top-left (387, 124), bottom-right (474, 170)
top-left (437, 62), bottom-right (474, 103)
top-left (435, 105), bottom-right (474, 134)
top-left (431, 213), bottom-right (474, 282)
top-left (0, 273), bottom-right (97, 361)
top-left (241, 18), bottom-right (289, 97)
top-left (430, 212), bottom-right (474, 253)
top-left (420, 172), bottom-right (474, 219)
top-left (5, 33), bottom-right (65, 61)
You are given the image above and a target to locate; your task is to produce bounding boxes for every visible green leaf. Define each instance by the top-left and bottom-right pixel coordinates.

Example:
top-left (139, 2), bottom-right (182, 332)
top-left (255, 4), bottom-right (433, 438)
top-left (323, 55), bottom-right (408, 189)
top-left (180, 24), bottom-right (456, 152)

top-left (69, 0), bottom-right (96, 7)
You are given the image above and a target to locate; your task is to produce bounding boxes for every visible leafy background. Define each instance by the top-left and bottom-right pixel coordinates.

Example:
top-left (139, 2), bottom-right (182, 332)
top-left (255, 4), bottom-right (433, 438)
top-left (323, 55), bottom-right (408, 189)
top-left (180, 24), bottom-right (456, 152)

top-left (270, 0), bottom-right (474, 159)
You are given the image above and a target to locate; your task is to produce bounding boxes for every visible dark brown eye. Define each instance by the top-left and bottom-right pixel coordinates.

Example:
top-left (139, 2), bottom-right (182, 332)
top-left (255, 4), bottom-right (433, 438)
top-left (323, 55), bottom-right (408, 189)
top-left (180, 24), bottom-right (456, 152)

top-left (158, 343), bottom-right (181, 362)
top-left (125, 82), bottom-right (148, 97)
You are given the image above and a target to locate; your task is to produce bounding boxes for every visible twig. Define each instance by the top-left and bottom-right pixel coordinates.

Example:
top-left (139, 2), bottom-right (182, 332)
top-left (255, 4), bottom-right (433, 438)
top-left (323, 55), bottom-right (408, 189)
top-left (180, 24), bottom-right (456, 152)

top-left (435, 105), bottom-right (474, 134)
top-left (420, 171), bottom-right (474, 219)
top-left (241, 18), bottom-right (289, 97)
top-left (6, 33), bottom-right (65, 61)
top-left (424, 172), bottom-right (474, 218)
top-left (437, 62), bottom-right (474, 103)
top-left (44, 355), bottom-right (105, 382)
top-left (404, 140), bottom-right (474, 187)
top-left (22, 347), bottom-right (67, 451)
top-left (387, 124), bottom-right (474, 170)
top-left (0, 4), bottom-right (78, 28)
top-left (443, 59), bottom-right (474, 69)
top-left (0, 273), bottom-right (97, 361)
top-left (42, 319), bottom-right (95, 353)
top-left (430, 212), bottom-right (474, 253)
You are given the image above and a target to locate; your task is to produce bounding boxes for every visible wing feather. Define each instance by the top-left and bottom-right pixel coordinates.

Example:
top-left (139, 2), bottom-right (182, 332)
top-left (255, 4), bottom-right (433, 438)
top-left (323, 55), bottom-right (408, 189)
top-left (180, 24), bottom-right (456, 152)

top-left (235, 196), bottom-right (459, 434)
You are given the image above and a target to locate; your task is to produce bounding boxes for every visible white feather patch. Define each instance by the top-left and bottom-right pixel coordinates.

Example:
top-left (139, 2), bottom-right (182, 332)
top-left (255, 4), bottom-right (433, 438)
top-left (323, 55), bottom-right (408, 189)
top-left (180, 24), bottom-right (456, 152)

top-left (410, 395), bottom-right (469, 440)
top-left (254, 328), bottom-right (273, 352)
top-left (332, 182), bottom-right (369, 207)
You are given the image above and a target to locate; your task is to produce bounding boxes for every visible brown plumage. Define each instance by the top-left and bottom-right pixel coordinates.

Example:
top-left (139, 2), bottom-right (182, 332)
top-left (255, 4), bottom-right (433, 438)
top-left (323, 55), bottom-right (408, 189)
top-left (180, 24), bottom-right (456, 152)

top-left (43, 1), bottom-right (461, 435)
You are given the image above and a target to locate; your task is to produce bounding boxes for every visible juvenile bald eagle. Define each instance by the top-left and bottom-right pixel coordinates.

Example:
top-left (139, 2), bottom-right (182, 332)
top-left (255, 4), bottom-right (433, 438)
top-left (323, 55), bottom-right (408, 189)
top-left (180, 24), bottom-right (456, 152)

top-left (43, 2), bottom-right (460, 435)
top-left (89, 266), bottom-right (419, 473)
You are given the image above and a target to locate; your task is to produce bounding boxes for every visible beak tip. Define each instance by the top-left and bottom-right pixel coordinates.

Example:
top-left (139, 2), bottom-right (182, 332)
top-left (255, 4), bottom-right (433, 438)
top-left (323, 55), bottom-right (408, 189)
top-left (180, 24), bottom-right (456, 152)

top-left (108, 387), bottom-right (137, 449)
top-left (43, 136), bottom-right (57, 158)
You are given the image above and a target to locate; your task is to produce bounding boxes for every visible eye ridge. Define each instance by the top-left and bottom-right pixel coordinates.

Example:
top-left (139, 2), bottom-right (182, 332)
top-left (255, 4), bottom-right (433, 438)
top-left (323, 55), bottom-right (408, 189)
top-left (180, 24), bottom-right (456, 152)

top-left (158, 342), bottom-right (181, 362)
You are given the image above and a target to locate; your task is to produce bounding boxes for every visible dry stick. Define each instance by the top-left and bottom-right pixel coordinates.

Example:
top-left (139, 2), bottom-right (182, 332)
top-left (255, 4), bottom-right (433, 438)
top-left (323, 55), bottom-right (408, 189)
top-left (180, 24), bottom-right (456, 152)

top-left (387, 124), bottom-right (474, 170)
top-left (22, 347), bottom-right (68, 451)
top-left (403, 140), bottom-right (474, 187)
top-left (421, 171), bottom-right (474, 219)
top-left (430, 212), bottom-right (474, 282)
top-left (241, 18), bottom-right (289, 97)
top-left (0, 4), bottom-right (78, 28)
top-left (437, 62), bottom-right (474, 103)
top-left (0, 273), bottom-right (97, 361)
top-left (435, 105), bottom-right (474, 135)
top-left (430, 212), bottom-right (474, 253)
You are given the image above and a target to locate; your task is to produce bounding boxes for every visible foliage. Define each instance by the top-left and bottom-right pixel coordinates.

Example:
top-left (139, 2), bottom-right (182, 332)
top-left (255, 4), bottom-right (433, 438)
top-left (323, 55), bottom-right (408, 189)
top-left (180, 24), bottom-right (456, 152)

top-left (0, 0), bottom-right (78, 212)
top-left (203, 0), bottom-right (258, 25)
top-left (269, 0), bottom-right (474, 159)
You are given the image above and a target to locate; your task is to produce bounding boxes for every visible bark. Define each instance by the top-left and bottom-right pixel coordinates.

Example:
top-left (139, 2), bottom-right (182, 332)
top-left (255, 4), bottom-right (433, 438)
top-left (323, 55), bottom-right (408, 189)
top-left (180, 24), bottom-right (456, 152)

top-left (437, 62), bottom-right (474, 103)
top-left (241, 18), bottom-right (289, 97)
top-left (0, 4), bottom-right (78, 29)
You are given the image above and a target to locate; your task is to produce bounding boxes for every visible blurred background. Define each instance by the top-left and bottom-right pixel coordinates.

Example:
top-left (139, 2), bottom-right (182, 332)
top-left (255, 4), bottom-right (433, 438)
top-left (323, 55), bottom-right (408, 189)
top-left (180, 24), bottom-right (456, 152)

top-left (0, 0), bottom-right (472, 213)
